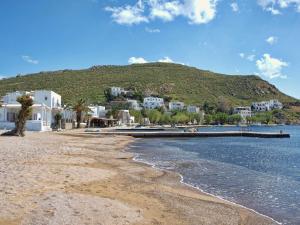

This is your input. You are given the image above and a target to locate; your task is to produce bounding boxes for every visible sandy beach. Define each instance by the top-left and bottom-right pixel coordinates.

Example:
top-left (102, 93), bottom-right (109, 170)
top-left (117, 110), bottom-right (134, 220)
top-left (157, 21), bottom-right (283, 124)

top-left (0, 131), bottom-right (278, 225)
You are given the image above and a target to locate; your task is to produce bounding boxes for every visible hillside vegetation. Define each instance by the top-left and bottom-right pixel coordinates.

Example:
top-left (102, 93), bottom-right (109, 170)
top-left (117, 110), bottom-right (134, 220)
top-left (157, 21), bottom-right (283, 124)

top-left (0, 63), bottom-right (297, 106)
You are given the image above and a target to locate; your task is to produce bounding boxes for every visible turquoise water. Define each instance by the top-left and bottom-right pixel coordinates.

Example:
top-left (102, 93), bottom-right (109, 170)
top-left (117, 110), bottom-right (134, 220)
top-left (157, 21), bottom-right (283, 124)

top-left (128, 126), bottom-right (300, 225)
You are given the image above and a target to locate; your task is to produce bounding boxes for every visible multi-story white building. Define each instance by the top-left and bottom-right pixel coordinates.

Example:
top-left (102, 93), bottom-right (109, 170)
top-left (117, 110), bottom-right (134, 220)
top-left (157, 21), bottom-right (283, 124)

top-left (233, 107), bottom-right (252, 120)
top-left (187, 105), bottom-right (200, 113)
top-left (252, 99), bottom-right (283, 112)
top-left (251, 101), bottom-right (270, 112)
top-left (169, 101), bottom-right (185, 111)
top-left (143, 97), bottom-right (164, 109)
top-left (0, 90), bottom-right (62, 131)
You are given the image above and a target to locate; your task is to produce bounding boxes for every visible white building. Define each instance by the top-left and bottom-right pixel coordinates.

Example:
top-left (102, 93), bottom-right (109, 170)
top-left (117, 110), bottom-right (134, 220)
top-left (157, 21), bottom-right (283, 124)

top-left (269, 99), bottom-right (283, 110)
top-left (88, 105), bottom-right (106, 118)
top-left (62, 107), bottom-right (75, 123)
top-left (118, 110), bottom-right (134, 125)
top-left (251, 101), bottom-right (270, 112)
top-left (233, 107), bottom-right (252, 120)
top-left (169, 101), bottom-right (185, 111)
top-left (143, 97), bottom-right (164, 109)
top-left (127, 99), bottom-right (141, 110)
top-left (0, 90), bottom-right (62, 131)
top-left (187, 105), bottom-right (200, 113)
top-left (252, 99), bottom-right (283, 112)
top-left (111, 87), bottom-right (125, 97)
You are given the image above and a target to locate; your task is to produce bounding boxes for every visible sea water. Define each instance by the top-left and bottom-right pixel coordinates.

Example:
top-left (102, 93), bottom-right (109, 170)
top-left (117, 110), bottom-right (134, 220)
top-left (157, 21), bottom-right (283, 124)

top-left (128, 126), bottom-right (300, 225)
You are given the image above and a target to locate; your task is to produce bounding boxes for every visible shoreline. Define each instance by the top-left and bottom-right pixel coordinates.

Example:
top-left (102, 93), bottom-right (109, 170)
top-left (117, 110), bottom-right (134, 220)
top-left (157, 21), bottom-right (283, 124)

top-left (0, 131), bottom-right (279, 225)
top-left (130, 150), bottom-right (282, 225)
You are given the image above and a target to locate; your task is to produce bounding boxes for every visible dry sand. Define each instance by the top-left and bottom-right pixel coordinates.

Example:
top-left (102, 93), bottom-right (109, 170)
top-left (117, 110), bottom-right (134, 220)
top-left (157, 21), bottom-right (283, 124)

top-left (0, 131), bottom-right (278, 225)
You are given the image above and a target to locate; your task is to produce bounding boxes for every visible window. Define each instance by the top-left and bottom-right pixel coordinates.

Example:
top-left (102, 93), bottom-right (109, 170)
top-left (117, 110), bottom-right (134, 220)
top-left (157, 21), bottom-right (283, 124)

top-left (45, 96), bottom-right (48, 101)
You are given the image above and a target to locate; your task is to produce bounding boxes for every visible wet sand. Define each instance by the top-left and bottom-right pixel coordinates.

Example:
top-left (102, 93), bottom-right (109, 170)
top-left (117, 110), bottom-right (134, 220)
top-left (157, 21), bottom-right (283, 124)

top-left (0, 131), bottom-right (278, 225)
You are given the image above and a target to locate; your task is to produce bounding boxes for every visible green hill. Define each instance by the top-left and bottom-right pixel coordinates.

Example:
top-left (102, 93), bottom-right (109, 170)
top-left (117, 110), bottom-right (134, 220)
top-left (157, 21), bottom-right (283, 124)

top-left (0, 63), bottom-right (297, 106)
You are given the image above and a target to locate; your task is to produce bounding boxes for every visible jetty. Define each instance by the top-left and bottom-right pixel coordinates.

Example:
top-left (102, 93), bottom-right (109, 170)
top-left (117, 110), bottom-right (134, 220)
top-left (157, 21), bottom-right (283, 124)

top-left (84, 130), bottom-right (290, 138)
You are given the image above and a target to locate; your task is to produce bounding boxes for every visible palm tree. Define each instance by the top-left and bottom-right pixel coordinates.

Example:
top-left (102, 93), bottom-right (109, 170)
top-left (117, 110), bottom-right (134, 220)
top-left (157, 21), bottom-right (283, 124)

top-left (72, 99), bottom-right (91, 128)
top-left (3, 95), bottom-right (34, 137)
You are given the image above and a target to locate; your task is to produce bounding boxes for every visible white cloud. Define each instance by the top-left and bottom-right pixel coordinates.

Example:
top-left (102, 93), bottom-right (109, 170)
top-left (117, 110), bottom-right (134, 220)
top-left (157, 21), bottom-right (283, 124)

top-left (266, 36), bottom-right (278, 45)
top-left (149, 0), bottom-right (182, 21)
top-left (158, 56), bottom-right (174, 63)
top-left (267, 7), bottom-right (282, 14)
top-left (128, 57), bottom-right (148, 64)
top-left (256, 54), bottom-right (288, 79)
top-left (0, 76), bottom-right (6, 80)
top-left (240, 53), bottom-right (256, 61)
top-left (105, 0), bottom-right (149, 25)
top-left (22, 55), bottom-right (39, 65)
top-left (145, 27), bottom-right (161, 33)
top-left (184, 0), bottom-right (218, 24)
top-left (247, 54), bottom-right (256, 61)
top-left (128, 56), bottom-right (183, 64)
top-left (258, 0), bottom-right (300, 14)
top-left (230, 2), bottom-right (239, 12)
top-left (106, 0), bottom-right (218, 25)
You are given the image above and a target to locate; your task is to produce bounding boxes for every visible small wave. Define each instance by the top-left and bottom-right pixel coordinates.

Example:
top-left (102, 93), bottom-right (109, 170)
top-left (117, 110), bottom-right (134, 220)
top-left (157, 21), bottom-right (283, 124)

top-left (131, 151), bottom-right (282, 225)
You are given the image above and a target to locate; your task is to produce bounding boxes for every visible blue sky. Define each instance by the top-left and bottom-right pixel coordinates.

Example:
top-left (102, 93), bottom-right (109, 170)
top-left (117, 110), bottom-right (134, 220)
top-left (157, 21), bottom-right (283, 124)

top-left (0, 0), bottom-right (299, 99)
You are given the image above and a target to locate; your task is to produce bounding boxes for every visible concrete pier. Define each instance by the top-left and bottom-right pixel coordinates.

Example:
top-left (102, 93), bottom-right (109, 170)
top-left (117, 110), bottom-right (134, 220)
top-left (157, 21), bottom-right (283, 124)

top-left (85, 131), bottom-right (290, 138)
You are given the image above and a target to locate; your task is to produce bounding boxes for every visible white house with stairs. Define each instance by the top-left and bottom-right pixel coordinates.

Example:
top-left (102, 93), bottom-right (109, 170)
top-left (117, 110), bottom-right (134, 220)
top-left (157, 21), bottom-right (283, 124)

top-left (0, 90), bottom-right (62, 131)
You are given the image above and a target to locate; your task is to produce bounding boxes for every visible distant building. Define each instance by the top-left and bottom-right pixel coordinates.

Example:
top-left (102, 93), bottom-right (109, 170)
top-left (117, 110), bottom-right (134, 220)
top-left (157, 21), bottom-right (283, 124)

top-left (233, 107), bottom-right (252, 120)
top-left (252, 99), bottom-right (283, 112)
top-left (127, 99), bottom-right (141, 110)
top-left (251, 101), bottom-right (270, 112)
top-left (111, 87), bottom-right (124, 97)
top-left (187, 105), bottom-right (200, 113)
top-left (118, 110), bottom-right (134, 125)
top-left (0, 90), bottom-right (62, 131)
top-left (143, 97), bottom-right (164, 109)
top-left (110, 87), bottom-right (133, 97)
top-left (269, 99), bottom-right (283, 110)
top-left (169, 101), bottom-right (185, 111)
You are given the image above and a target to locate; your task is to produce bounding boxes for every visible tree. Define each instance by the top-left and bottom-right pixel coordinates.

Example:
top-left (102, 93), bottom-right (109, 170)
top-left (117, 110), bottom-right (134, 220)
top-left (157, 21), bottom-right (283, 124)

top-left (246, 116), bottom-right (252, 125)
top-left (187, 112), bottom-right (202, 124)
top-left (133, 90), bottom-right (144, 102)
top-left (129, 110), bottom-right (143, 124)
top-left (160, 113), bottom-right (172, 124)
top-left (214, 112), bottom-right (228, 125)
top-left (228, 114), bottom-right (242, 125)
top-left (265, 112), bottom-right (273, 124)
top-left (172, 112), bottom-right (189, 124)
top-left (157, 106), bottom-right (165, 114)
top-left (104, 88), bottom-right (113, 102)
top-left (72, 99), bottom-right (91, 128)
top-left (11, 95), bottom-right (33, 137)
top-left (217, 96), bottom-right (231, 113)
top-left (147, 110), bottom-right (162, 124)
top-left (272, 110), bottom-right (286, 124)
top-left (204, 114), bottom-right (213, 125)
top-left (203, 101), bottom-right (215, 114)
